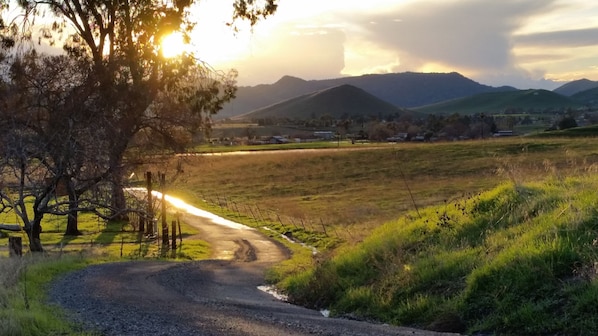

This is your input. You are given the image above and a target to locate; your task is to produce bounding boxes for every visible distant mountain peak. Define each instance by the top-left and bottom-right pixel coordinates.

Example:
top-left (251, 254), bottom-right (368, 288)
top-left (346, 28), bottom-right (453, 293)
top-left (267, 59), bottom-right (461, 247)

top-left (554, 79), bottom-right (598, 96)
top-left (233, 83), bottom-right (405, 121)
top-left (274, 75), bottom-right (307, 85)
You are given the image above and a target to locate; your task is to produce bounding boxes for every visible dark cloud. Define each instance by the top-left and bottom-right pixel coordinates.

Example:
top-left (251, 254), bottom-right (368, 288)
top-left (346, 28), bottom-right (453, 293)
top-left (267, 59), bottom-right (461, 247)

top-left (358, 0), bottom-right (559, 72)
top-left (514, 28), bottom-right (598, 47)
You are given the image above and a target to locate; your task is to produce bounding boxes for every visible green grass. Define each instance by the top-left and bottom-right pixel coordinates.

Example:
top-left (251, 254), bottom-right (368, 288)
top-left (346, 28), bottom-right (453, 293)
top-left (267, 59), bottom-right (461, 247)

top-left (530, 124), bottom-right (598, 138)
top-left (0, 200), bottom-right (208, 259)
top-left (0, 254), bottom-right (94, 336)
top-left (279, 177), bottom-right (598, 334)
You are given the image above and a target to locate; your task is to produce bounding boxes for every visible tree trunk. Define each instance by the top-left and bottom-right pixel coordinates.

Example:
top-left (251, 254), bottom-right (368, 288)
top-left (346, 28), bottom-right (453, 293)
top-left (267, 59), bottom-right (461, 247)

top-left (26, 219), bottom-right (44, 252)
top-left (65, 179), bottom-right (82, 236)
top-left (110, 157), bottom-right (128, 220)
top-left (65, 211), bottom-right (82, 236)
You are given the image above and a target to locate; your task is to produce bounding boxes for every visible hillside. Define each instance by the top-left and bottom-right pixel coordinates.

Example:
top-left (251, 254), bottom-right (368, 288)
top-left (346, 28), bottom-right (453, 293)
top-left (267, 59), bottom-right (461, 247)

top-left (571, 86), bottom-right (598, 106)
top-left (217, 72), bottom-right (514, 119)
top-left (554, 78), bottom-right (598, 96)
top-left (232, 84), bottom-right (408, 121)
top-left (316, 72), bottom-right (515, 108)
top-left (284, 178), bottom-right (598, 334)
top-left (414, 89), bottom-right (580, 115)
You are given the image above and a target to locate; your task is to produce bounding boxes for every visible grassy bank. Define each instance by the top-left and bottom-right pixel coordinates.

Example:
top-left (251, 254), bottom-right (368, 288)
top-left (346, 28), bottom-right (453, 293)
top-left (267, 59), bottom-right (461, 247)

top-left (280, 177), bottom-right (598, 334)
top-left (0, 254), bottom-right (93, 335)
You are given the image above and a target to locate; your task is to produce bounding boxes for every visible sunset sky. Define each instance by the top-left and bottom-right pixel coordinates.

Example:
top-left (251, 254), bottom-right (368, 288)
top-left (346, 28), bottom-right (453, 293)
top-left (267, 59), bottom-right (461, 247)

top-left (189, 0), bottom-right (598, 89)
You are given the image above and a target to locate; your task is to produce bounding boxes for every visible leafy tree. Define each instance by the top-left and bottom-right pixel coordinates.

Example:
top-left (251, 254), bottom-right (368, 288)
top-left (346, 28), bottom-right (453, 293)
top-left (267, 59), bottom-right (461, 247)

top-left (558, 115), bottom-right (577, 130)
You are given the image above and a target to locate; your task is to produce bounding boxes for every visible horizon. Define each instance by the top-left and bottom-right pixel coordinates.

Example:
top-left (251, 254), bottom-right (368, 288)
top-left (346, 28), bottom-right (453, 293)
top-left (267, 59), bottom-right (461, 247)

top-left (189, 0), bottom-right (598, 91)
top-left (232, 71), bottom-right (584, 91)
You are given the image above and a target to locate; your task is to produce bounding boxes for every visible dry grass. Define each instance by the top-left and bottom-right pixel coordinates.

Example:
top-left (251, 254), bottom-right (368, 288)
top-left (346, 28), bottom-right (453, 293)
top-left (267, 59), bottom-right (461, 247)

top-left (143, 137), bottom-right (598, 244)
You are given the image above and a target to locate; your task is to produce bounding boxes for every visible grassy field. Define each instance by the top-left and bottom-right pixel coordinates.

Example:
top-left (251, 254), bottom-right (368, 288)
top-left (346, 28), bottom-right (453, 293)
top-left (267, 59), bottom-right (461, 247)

top-left (160, 137), bottom-right (598, 242)
top-left (5, 135), bottom-right (598, 335)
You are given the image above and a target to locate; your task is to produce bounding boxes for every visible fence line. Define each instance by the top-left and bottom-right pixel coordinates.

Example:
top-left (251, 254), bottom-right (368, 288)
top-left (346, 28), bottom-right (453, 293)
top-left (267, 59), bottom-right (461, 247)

top-left (198, 193), bottom-right (344, 241)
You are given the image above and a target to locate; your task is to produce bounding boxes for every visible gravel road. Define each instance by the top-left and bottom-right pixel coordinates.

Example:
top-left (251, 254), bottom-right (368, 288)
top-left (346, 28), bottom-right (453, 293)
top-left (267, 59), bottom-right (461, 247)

top-left (49, 203), bottom-right (458, 336)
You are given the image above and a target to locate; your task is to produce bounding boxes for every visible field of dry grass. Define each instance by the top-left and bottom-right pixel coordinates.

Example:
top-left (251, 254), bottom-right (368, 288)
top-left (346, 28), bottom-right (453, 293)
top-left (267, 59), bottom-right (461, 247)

top-left (150, 137), bottom-right (598, 244)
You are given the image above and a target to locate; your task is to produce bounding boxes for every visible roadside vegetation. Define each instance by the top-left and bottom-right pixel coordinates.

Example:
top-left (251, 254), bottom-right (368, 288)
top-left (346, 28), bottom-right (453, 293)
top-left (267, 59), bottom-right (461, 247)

top-left (0, 254), bottom-right (92, 335)
top-left (0, 209), bottom-right (209, 335)
top-left (283, 177), bottom-right (598, 334)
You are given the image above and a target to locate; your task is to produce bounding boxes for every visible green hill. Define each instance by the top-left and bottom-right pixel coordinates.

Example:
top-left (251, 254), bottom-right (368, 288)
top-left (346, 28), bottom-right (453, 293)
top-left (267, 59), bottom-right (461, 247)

top-left (571, 86), bottom-right (598, 106)
top-left (232, 84), bottom-right (410, 121)
top-left (414, 89), bottom-right (581, 115)
top-left (531, 124), bottom-right (598, 138)
top-left (218, 72), bottom-right (515, 119)
top-left (554, 78), bottom-right (598, 96)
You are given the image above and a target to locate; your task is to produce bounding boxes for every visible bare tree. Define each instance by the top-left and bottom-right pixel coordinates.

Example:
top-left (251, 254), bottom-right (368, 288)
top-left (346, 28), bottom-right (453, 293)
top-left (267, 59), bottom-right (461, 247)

top-left (0, 51), bottom-right (116, 250)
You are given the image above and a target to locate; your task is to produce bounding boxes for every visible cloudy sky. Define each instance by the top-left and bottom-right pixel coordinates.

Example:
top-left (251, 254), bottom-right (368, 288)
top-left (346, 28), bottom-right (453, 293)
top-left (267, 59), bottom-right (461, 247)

top-left (188, 0), bottom-right (598, 90)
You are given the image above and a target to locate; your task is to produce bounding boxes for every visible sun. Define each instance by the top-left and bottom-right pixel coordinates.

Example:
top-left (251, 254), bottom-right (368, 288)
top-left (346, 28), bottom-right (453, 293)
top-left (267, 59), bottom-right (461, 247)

top-left (160, 32), bottom-right (187, 58)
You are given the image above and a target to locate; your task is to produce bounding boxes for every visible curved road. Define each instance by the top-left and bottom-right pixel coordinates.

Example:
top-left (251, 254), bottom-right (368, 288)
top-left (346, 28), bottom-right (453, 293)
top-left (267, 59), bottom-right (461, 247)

top-left (49, 198), bottom-right (457, 336)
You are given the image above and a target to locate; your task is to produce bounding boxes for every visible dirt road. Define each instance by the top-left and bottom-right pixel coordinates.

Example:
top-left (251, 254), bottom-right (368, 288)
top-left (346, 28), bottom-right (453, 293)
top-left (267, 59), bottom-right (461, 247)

top-left (49, 201), bottom-right (457, 335)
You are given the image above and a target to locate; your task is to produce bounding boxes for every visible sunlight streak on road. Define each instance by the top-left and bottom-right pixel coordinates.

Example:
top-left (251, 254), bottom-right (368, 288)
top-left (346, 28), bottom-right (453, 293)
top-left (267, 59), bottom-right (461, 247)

top-left (125, 188), bottom-right (252, 230)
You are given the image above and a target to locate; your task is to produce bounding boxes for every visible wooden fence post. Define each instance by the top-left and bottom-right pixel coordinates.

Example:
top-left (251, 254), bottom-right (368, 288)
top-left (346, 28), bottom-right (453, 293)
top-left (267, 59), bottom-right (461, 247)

top-left (8, 237), bottom-right (22, 257)
top-left (177, 217), bottom-right (182, 245)
top-left (146, 171), bottom-right (154, 235)
top-left (160, 172), bottom-right (168, 246)
top-left (138, 215), bottom-right (145, 233)
top-left (171, 220), bottom-right (177, 250)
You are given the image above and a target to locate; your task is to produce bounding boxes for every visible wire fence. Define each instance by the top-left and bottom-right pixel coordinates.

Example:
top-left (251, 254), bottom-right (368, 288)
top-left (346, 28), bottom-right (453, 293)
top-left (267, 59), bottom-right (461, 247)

top-left (1, 190), bottom-right (354, 256)
top-left (198, 192), bottom-right (353, 243)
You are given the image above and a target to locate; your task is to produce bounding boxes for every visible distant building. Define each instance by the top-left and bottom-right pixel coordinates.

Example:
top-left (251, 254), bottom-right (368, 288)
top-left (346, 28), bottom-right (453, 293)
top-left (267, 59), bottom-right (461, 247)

top-left (493, 130), bottom-right (515, 137)
top-left (313, 131), bottom-right (335, 140)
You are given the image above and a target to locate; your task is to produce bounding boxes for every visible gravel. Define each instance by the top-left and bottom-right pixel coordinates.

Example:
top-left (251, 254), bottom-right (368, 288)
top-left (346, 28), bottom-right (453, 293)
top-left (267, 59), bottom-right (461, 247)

top-left (48, 260), bottom-right (458, 336)
top-left (48, 201), bottom-right (457, 335)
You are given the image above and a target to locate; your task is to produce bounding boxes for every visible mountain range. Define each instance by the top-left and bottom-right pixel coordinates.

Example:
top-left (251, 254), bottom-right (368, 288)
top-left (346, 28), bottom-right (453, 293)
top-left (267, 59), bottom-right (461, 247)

top-left (218, 73), bottom-right (598, 121)
top-left (232, 84), bottom-right (409, 121)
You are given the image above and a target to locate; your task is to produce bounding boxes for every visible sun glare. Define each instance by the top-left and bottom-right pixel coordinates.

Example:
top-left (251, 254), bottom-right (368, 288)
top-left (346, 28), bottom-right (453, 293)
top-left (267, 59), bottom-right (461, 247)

top-left (161, 32), bottom-right (186, 58)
